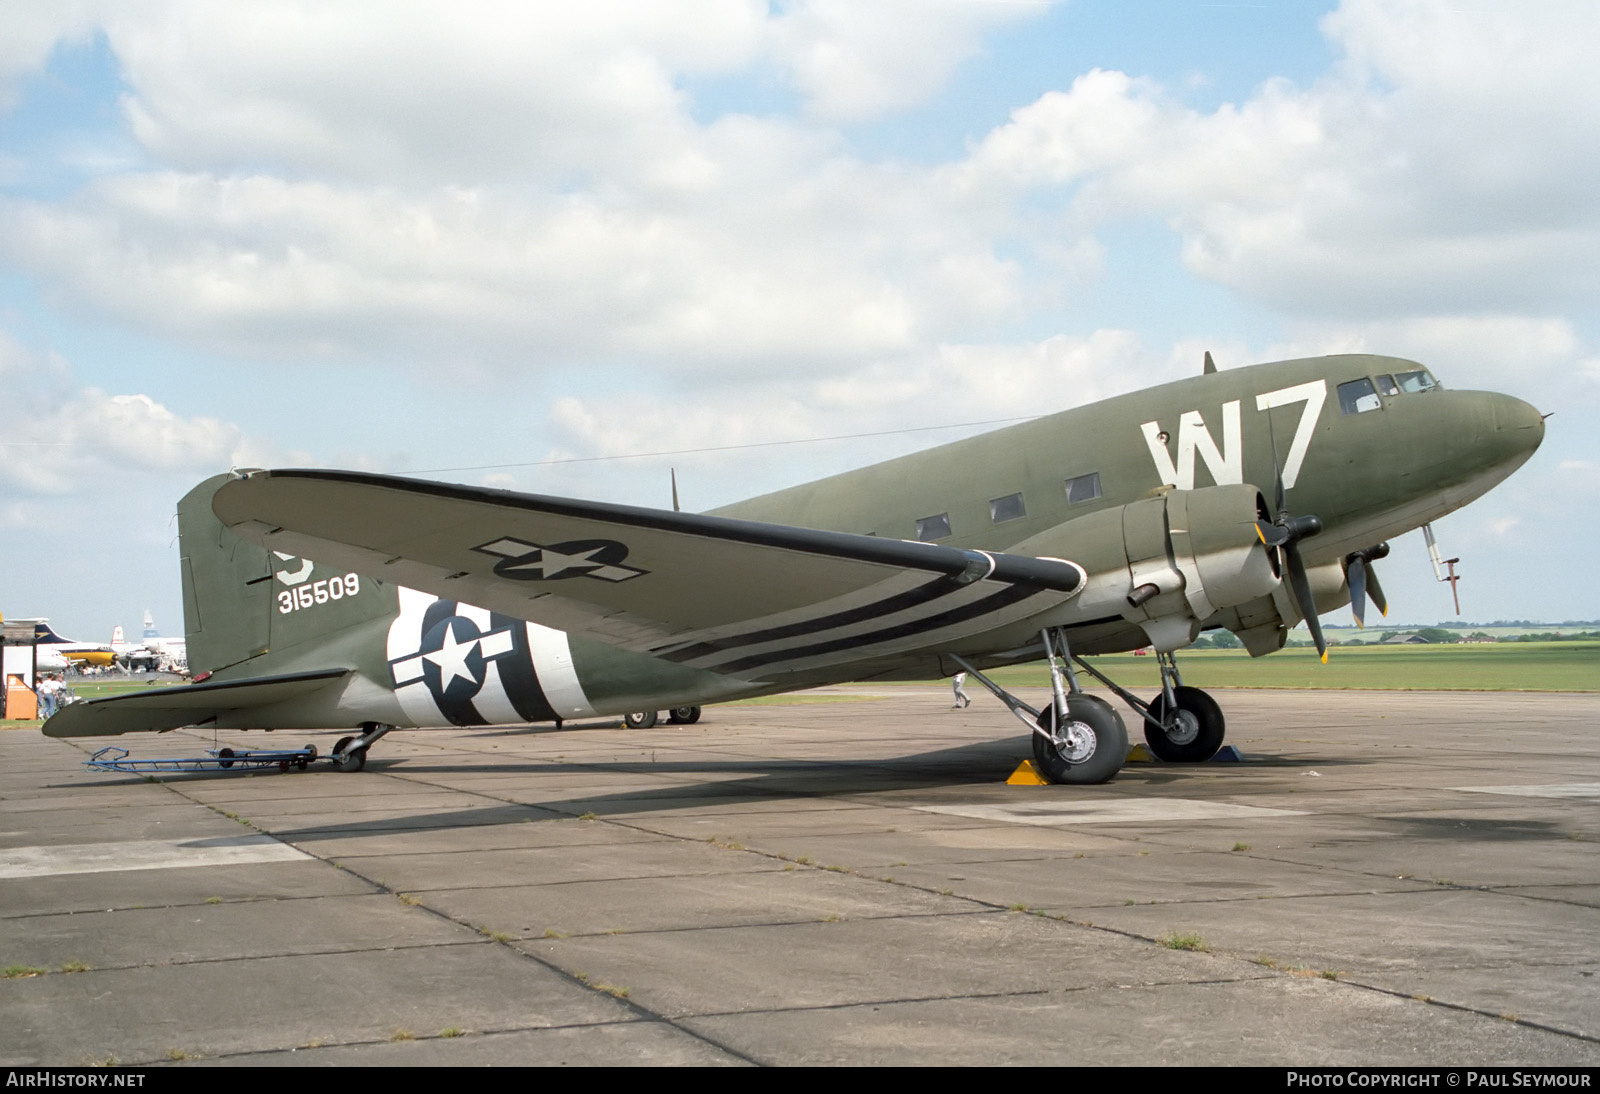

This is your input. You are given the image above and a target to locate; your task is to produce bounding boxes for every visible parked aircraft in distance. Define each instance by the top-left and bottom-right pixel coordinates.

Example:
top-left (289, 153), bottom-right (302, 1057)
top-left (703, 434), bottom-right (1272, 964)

top-left (114, 612), bottom-right (188, 672)
top-left (45, 354), bottom-right (1544, 784)
top-left (27, 621), bottom-right (116, 668)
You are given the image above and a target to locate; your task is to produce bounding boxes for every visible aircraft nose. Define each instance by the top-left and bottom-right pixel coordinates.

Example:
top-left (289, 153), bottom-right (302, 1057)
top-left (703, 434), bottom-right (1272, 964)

top-left (1491, 392), bottom-right (1546, 456)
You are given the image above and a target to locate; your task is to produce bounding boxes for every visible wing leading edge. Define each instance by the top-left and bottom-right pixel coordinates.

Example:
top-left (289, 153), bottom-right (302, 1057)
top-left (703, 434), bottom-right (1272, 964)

top-left (213, 470), bottom-right (1085, 680)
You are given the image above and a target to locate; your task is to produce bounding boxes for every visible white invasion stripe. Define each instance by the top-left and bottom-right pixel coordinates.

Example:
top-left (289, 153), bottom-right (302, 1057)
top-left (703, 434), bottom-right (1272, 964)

top-left (0, 836), bottom-right (309, 879)
top-left (916, 800), bottom-right (1307, 827)
top-left (1452, 784), bottom-right (1600, 800)
top-left (527, 624), bottom-right (595, 718)
top-left (388, 587), bottom-right (444, 728)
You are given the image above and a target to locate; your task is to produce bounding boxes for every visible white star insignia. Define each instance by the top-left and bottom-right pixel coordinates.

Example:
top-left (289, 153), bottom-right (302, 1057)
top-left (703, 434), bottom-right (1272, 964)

top-left (473, 537), bottom-right (646, 582)
top-left (422, 621), bottom-right (478, 688)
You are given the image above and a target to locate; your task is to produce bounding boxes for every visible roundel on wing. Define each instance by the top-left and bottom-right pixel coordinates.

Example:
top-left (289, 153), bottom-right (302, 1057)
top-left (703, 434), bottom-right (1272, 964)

top-left (471, 535), bottom-right (647, 582)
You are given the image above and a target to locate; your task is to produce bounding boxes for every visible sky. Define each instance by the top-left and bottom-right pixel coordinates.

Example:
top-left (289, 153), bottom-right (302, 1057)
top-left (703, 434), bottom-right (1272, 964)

top-left (1, 0), bottom-right (1596, 644)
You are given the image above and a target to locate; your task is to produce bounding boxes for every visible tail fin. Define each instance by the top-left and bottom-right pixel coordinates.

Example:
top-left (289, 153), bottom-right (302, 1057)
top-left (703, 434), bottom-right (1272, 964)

top-left (33, 622), bottom-right (69, 644)
top-left (178, 474), bottom-right (395, 676)
top-left (111, 625), bottom-right (125, 645)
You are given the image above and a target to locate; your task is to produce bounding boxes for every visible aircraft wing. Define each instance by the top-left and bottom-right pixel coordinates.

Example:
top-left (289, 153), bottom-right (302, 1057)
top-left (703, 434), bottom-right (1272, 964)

top-left (43, 668), bottom-right (350, 737)
top-left (213, 470), bottom-right (1084, 679)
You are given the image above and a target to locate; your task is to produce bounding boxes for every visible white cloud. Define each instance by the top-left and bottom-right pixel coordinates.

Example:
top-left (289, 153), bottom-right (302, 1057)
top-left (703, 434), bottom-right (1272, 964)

top-left (534, 328), bottom-right (1180, 508)
top-left (961, 1), bottom-right (1600, 319)
top-left (0, 0), bottom-right (105, 110)
top-left (769, 0), bottom-right (1046, 122)
top-left (0, 331), bottom-right (248, 496)
top-left (103, 0), bottom-right (765, 186)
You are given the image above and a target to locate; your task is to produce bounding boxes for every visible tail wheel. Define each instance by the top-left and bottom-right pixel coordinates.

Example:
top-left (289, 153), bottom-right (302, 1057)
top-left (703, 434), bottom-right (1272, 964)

top-left (624, 710), bottom-right (658, 729)
top-left (1031, 695), bottom-right (1127, 785)
top-left (667, 706), bottom-right (701, 724)
top-left (331, 735), bottom-right (365, 772)
top-left (1143, 686), bottom-right (1225, 762)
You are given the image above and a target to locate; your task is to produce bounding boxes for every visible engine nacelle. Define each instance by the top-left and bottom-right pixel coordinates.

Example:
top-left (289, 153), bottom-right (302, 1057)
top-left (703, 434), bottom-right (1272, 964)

top-left (1016, 484), bottom-right (1283, 652)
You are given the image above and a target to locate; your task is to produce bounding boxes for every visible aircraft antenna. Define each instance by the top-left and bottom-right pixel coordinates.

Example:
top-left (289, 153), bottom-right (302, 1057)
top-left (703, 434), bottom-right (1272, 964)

top-left (671, 468), bottom-right (680, 512)
top-left (1203, 351), bottom-right (1217, 374)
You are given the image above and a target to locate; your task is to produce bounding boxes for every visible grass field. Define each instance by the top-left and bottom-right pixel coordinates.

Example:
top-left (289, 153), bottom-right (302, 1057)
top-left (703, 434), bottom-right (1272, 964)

top-left (966, 641), bottom-right (1598, 693)
top-left (3, 643), bottom-right (1592, 726)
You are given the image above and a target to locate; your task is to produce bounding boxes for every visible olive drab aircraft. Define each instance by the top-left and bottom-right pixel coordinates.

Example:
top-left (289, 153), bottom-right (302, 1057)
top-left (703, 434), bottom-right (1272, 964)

top-left (44, 353), bottom-right (1545, 784)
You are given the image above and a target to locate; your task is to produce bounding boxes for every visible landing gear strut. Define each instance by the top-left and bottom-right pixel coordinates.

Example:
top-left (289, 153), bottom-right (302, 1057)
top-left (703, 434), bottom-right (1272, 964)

top-left (1069, 649), bottom-right (1227, 763)
top-left (952, 634), bottom-right (1228, 783)
top-left (330, 722), bottom-right (394, 772)
top-left (953, 626), bottom-right (1129, 785)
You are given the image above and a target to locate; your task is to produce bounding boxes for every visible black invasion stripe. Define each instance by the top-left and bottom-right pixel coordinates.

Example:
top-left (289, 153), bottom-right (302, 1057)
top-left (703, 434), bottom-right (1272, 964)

top-left (654, 574), bottom-right (967, 664)
top-left (493, 613), bottom-right (560, 723)
top-left (718, 583), bottom-right (1049, 674)
top-left (241, 470), bottom-right (1081, 592)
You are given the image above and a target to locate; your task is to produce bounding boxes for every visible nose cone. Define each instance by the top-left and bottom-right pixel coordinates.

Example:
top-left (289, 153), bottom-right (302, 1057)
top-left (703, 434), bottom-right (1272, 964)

top-left (1461, 391), bottom-right (1545, 486)
top-left (1491, 392), bottom-right (1546, 461)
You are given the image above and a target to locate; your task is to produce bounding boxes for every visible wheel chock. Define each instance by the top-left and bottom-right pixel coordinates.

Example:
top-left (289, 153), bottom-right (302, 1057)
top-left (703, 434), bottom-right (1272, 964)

top-left (1006, 760), bottom-right (1051, 785)
top-left (1210, 745), bottom-right (1244, 762)
top-left (1125, 743), bottom-right (1157, 763)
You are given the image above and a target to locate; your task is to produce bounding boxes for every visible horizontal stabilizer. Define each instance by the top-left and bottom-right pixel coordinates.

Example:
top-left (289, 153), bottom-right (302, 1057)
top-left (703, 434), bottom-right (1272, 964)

top-left (43, 669), bottom-right (350, 738)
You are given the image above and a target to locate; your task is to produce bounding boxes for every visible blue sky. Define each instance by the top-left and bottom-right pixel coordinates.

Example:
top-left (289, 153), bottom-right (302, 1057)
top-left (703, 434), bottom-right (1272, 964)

top-left (1, 0), bottom-right (1594, 643)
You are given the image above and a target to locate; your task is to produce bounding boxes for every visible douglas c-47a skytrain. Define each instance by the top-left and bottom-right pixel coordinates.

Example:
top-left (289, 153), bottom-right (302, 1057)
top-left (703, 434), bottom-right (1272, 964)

top-left (45, 354), bottom-right (1544, 785)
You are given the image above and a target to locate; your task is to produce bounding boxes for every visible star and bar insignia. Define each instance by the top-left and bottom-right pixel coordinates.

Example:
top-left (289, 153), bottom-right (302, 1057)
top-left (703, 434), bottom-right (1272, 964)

top-left (472, 537), bottom-right (648, 582)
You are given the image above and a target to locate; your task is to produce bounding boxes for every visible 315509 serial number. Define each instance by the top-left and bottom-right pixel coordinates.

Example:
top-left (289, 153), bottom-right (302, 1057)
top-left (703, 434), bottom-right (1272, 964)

top-left (278, 574), bottom-right (361, 614)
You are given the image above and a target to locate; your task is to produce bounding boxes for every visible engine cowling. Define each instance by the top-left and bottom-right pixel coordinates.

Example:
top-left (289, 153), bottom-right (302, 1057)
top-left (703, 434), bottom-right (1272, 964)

top-left (1015, 484), bottom-right (1285, 652)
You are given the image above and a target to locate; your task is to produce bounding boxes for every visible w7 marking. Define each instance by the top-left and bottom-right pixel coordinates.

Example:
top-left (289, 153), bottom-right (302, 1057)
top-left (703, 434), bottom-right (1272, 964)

top-left (1140, 380), bottom-right (1327, 491)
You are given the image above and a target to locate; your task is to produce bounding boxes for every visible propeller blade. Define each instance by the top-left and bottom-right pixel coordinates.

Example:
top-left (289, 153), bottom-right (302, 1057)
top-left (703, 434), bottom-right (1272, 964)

top-left (1366, 564), bottom-right (1388, 618)
top-left (1266, 414), bottom-right (1287, 517)
top-left (1254, 520), bottom-right (1291, 548)
top-left (1345, 542), bottom-right (1391, 628)
top-left (1285, 544), bottom-right (1327, 662)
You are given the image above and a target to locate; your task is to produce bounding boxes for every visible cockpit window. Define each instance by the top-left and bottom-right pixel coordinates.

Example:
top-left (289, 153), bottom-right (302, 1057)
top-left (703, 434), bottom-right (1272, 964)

top-left (1375, 374), bottom-right (1399, 397)
top-left (1395, 369), bottom-right (1438, 393)
top-left (1338, 378), bottom-right (1381, 414)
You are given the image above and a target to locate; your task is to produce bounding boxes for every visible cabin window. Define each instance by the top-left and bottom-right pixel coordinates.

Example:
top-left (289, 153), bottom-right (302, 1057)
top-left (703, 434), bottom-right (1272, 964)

top-left (989, 492), bottom-right (1026, 523)
top-left (1375, 374), bottom-right (1399, 397)
top-left (1338, 378), bottom-right (1381, 414)
top-left (1064, 472), bottom-right (1101, 505)
top-left (916, 513), bottom-right (952, 541)
top-left (1395, 369), bottom-right (1438, 393)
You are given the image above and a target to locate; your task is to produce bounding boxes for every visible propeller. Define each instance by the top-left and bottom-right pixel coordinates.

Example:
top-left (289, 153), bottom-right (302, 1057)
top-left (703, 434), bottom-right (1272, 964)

top-left (1345, 542), bottom-right (1390, 629)
top-left (1253, 418), bottom-right (1329, 662)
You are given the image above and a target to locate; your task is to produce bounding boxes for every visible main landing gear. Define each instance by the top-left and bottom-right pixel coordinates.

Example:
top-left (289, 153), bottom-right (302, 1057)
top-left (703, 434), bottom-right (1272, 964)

top-left (951, 629), bottom-right (1227, 785)
top-left (624, 706), bottom-right (702, 729)
top-left (330, 722), bottom-right (394, 772)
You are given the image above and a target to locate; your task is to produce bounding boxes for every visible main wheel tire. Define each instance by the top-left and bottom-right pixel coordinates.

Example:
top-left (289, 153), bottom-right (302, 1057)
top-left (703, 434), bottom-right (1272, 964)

top-left (1031, 695), bottom-right (1128, 785)
top-left (624, 710), bottom-right (658, 729)
top-left (1143, 686), bottom-right (1225, 762)
top-left (667, 705), bottom-right (701, 725)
